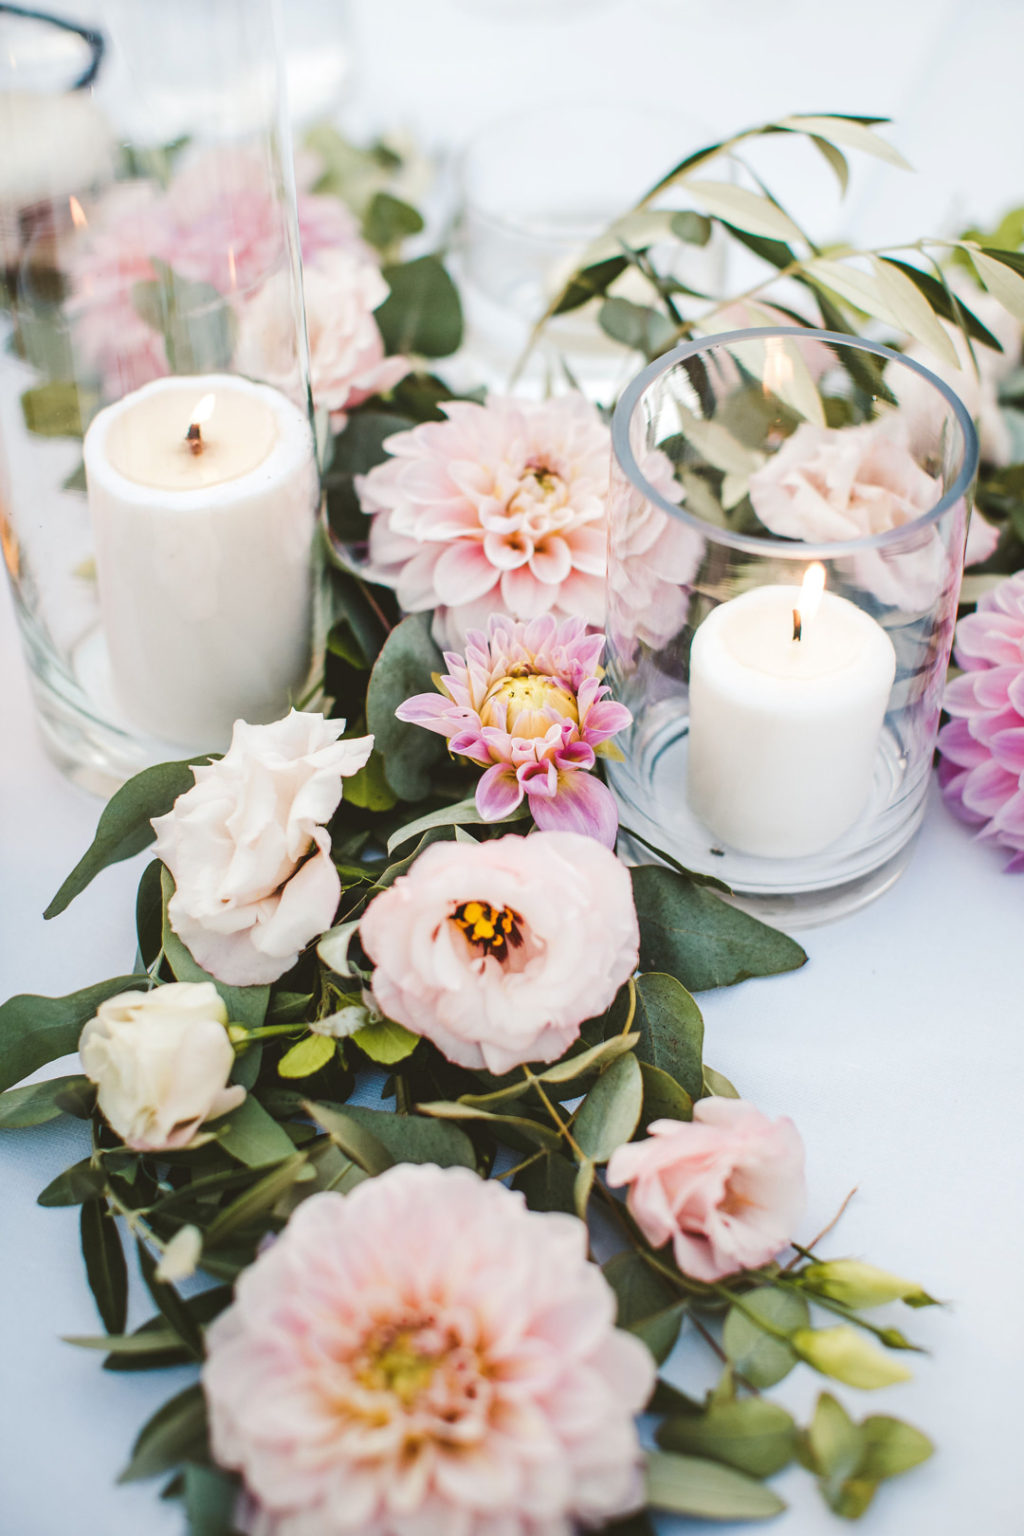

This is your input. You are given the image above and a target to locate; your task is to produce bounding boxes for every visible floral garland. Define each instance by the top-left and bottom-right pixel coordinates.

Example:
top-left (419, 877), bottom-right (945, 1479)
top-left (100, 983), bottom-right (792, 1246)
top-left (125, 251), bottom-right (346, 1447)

top-left (5, 111), bottom-right (1024, 1536)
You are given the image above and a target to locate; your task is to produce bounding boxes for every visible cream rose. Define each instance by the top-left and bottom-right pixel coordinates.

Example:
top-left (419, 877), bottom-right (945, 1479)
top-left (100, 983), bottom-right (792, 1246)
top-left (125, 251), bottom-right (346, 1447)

top-left (152, 711), bottom-right (373, 987)
top-left (79, 982), bottom-right (244, 1152)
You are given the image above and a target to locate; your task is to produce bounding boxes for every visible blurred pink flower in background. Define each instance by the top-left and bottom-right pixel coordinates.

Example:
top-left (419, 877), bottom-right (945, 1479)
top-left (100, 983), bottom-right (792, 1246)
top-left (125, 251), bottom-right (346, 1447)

top-left (607, 1097), bottom-right (807, 1282)
top-left (204, 1166), bottom-right (654, 1536)
top-left (68, 146), bottom-right (367, 397)
top-left (937, 569), bottom-right (1024, 870)
top-left (236, 250), bottom-right (408, 428)
top-left (606, 447), bottom-right (700, 653)
top-left (359, 830), bottom-right (639, 1074)
top-left (749, 418), bottom-right (957, 609)
top-left (358, 393), bottom-right (612, 648)
top-left (397, 614), bottom-right (631, 845)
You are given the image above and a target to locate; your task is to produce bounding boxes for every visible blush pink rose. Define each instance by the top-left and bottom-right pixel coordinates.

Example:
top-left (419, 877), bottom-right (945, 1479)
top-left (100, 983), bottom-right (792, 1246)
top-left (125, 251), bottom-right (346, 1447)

top-left (606, 1097), bottom-right (807, 1282)
top-left (203, 1166), bottom-right (654, 1536)
top-left (358, 831), bottom-right (639, 1074)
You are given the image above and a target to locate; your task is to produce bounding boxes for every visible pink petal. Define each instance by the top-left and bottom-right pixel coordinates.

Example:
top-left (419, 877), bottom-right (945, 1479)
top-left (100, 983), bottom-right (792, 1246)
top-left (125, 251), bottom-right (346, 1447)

top-left (433, 541), bottom-right (501, 606)
top-left (528, 772), bottom-right (619, 846)
top-left (476, 764), bottom-right (524, 820)
top-left (528, 537), bottom-right (573, 586)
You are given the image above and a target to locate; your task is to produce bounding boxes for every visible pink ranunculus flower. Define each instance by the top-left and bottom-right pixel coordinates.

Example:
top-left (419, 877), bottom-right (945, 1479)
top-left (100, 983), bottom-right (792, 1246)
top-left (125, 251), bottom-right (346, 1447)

top-left (151, 711), bottom-right (373, 987)
top-left (357, 393), bottom-right (612, 648)
top-left (204, 1167), bottom-right (654, 1536)
top-left (358, 831), bottom-right (639, 1074)
top-left (937, 569), bottom-right (1024, 870)
top-left (237, 250), bottom-right (408, 429)
top-left (607, 1097), bottom-right (807, 1283)
top-left (397, 614), bottom-right (631, 846)
top-left (749, 418), bottom-right (953, 609)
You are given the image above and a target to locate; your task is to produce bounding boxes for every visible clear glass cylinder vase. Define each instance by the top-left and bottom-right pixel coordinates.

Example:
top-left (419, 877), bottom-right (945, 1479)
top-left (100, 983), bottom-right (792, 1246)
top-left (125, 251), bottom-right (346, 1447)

top-left (605, 327), bottom-right (980, 924)
top-left (0, 0), bottom-right (318, 793)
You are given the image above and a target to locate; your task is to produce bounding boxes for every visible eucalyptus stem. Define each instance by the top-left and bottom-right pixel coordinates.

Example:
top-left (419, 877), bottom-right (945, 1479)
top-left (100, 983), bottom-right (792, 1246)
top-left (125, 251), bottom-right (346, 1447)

top-left (499, 1148), bottom-right (546, 1184)
top-left (521, 1065), bottom-right (587, 1163)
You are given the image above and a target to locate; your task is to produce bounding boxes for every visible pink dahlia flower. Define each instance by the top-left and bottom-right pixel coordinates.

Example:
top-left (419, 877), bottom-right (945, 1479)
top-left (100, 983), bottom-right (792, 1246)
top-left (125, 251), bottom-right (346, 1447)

top-left (937, 569), bottom-right (1024, 870)
top-left (606, 448), bottom-right (701, 655)
top-left (607, 1097), bottom-right (807, 1283)
top-left (203, 1166), bottom-right (655, 1536)
top-left (358, 831), bottom-right (639, 1074)
top-left (358, 393), bottom-right (611, 648)
top-left (397, 614), bottom-right (630, 846)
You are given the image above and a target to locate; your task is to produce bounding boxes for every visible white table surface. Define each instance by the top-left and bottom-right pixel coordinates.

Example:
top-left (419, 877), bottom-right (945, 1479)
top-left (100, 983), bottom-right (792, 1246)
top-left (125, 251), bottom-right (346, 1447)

top-left (3, 3), bottom-right (1024, 1533)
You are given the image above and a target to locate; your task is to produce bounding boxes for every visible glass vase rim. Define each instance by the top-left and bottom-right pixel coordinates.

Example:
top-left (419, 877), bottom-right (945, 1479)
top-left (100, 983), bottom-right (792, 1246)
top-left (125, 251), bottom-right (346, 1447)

top-left (610, 325), bottom-right (980, 562)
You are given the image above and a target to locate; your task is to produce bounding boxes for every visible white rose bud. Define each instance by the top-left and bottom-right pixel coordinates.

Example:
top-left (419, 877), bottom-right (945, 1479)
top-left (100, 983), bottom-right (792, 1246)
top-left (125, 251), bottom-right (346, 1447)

top-left (79, 982), bottom-right (245, 1152)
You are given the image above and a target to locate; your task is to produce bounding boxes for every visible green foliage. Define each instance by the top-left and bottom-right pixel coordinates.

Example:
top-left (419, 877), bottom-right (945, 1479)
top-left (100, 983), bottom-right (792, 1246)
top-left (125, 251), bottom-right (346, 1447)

top-left (81, 1200), bottom-right (128, 1334)
top-left (119, 1384), bottom-right (208, 1483)
top-left (632, 972), bottom-right (704, 1100)
top-left (658, 1399), bottom-right (797, 1478)
top-left (799, 1393), bottom-right (933, 1518)
top-left (0, 976), bottom-right (145, 1094)
top-left (723, 1288), bottom-right (810, 1387)
top-left (215, 1097), bottom-right (297, 1167)
top-left (631, 866), bottom-right (807, 991)
top-left (572, 1052), bottom-right (643, 1163)
top-left (132, 259), bottom-right (236, 373)
top-left (645, 1450), bottom-right (786, 1519)
top-left (363, 191), bottom-right (424, 253)
top-left (45, 758), bottom-right (205, 918)
top-left (366, 613), bottom-right (446, 799)
top-left (375, 255), bottom-right (463, 358)
top-left (21, 380), bottom-right (96, 438)
top-left (0, 1074), bottom-right (91, 1129)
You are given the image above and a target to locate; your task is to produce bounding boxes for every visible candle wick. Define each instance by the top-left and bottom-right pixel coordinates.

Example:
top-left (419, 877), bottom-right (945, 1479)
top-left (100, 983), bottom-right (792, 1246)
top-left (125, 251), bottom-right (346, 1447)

top-left (792, 608), bottom-right (802, 643)
top-left (185, 422), bottom-right (204, 456)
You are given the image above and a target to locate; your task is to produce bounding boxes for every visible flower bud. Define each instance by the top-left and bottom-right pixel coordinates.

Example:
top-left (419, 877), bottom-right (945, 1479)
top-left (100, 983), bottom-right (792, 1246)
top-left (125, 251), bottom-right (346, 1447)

top-left (802, 1260), bottom-right (933, 1310)
top-left (792, 1325), bottom-right (912, 1389)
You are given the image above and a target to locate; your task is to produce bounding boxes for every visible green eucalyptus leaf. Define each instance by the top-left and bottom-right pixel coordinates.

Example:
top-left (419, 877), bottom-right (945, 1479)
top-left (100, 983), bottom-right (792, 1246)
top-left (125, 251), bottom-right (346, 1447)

top-left (810, 134), bottom-right (850, 195)
top-left (362, 190), bottom-right (424, 251)
top-left (132, 260), bottom-right (235, 373)
top-left (572, 1052), bottom-right (643, 1163)
top-left (0, 975), bottom-right (146, 1095)
top-left (598, 297), bottom-right (677, 356)
top-left (366, 613), bottom-right (446, 800)
top-left (645, 1449), bottom-right (786, 1519)
top-left (552, 253), bottom-right (630, 316)
top-left (342, 749), bottom-right (399, 811)
top-left (350, 1018), bottom-right (420, 1065)
top-left (680, 180), bottom-right (804, 244)
top-left (629, 1303), bottom-right (686, 1364)
top-left (376, 255), bottom-right (462, 358)
top-left (319, 1102), bottom-right (476, 1169)
top-left (878, 259), bottom-right (1004, 351)
top-left (136, 1240), bottom-right (203, 1359)
top-left (632, 972), bottom-right (704, 1101)
top-left (277, 1034), bottom-right (336, 1079)
top-left (0, 1073), bottom-right (90, 1129)
top-left (183, 1461), bottom-right (240, 1536)
top-left (305, 1100), bottom-right (396, 1174)
top-left (386, 796), bottom-right (528, 854)
top-left (723, 1289), bottom-right (809, 1388)
top-left (80, 1199), bottom-right (128, 1334)
top-left (639, 1061), bottom-right (694, 1122)
top-left (858, 1416), bottom-right (933, 1480)
top-left (203, 1153), bottom-right (310, 1247)
top-left (670, 211), bottom-right (713, 246)
top-left (513, 1150), bottom-right (577, 1213)
top-left (701, 1064), bottom-right (741, 1099)
top-left (604, 1249), bottom-right (679, 1327)
top-left (45, 758), bottom-right (204, 918)
top-left (631, 865), bottom-right (807, 991)
top-left (63, 1326), bottom-right (183, 1354)
top-left (118, 1383), bottom-right (208, 1483)
top-left (416, 1100), bottom-right (561, 1152)
top-left (538, 1031), bottom-right (641, 1089)
top-left (216, 1096), bottom-right (297, 1167)
top-left (39, 1159), bottom-right (108, 1207)
top-left (658, 1399), bottom-right (797, 1478)
top-left (778, 114), bottom-right (910, 171)
top-left (807, 1392), bottom-right (862, 1482)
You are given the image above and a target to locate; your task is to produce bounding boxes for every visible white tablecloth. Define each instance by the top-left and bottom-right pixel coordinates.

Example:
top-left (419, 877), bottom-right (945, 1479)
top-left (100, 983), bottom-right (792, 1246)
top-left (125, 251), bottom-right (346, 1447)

top-left (2, 3), bottom-right (1024, 1533)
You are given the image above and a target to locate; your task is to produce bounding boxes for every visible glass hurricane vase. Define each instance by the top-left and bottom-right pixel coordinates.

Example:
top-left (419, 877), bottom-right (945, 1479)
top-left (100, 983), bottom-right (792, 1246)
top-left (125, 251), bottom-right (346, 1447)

top-left (0, 0), bottom-right (318, 794)
top-left (604, 327), bottom-right (979, 924)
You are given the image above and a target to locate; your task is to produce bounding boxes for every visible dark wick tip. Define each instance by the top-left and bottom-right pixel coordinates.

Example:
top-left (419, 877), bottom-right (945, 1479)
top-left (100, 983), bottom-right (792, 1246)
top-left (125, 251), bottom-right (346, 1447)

top-left (792, 608), bottom-right (802, 643)
top-left (185, 422), bottom-right (203, 456)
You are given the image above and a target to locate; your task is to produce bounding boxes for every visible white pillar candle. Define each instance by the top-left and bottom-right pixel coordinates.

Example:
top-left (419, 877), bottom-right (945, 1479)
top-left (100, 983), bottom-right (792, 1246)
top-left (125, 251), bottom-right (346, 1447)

top-left (83, 374), bottom-right (318, 748)
top-left (686, 569), bottom-right (897, 858)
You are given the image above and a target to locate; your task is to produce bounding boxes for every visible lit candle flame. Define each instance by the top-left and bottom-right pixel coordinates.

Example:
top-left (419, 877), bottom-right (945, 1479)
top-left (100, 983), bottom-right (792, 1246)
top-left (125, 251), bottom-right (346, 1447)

top-left (185, 394), bottom-right (216, 455)
top-left (68, 195), bottom-right (88, 230)
top-left (792, 562), bottom-right (826, 642)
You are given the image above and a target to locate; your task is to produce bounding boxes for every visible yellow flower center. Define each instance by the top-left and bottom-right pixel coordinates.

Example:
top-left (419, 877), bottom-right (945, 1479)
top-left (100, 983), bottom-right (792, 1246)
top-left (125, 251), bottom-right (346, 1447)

top-left (451, 900), bottom-right (524, 962)
top-left (479, 674), bottom-right (579, 737)
top-left (356, 1332), bottom-right (440, 1407)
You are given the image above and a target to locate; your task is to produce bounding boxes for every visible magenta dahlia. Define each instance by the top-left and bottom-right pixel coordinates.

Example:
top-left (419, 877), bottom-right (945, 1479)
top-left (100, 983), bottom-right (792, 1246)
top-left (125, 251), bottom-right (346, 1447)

top-left (937, 569), bottom-right (1024, 870)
